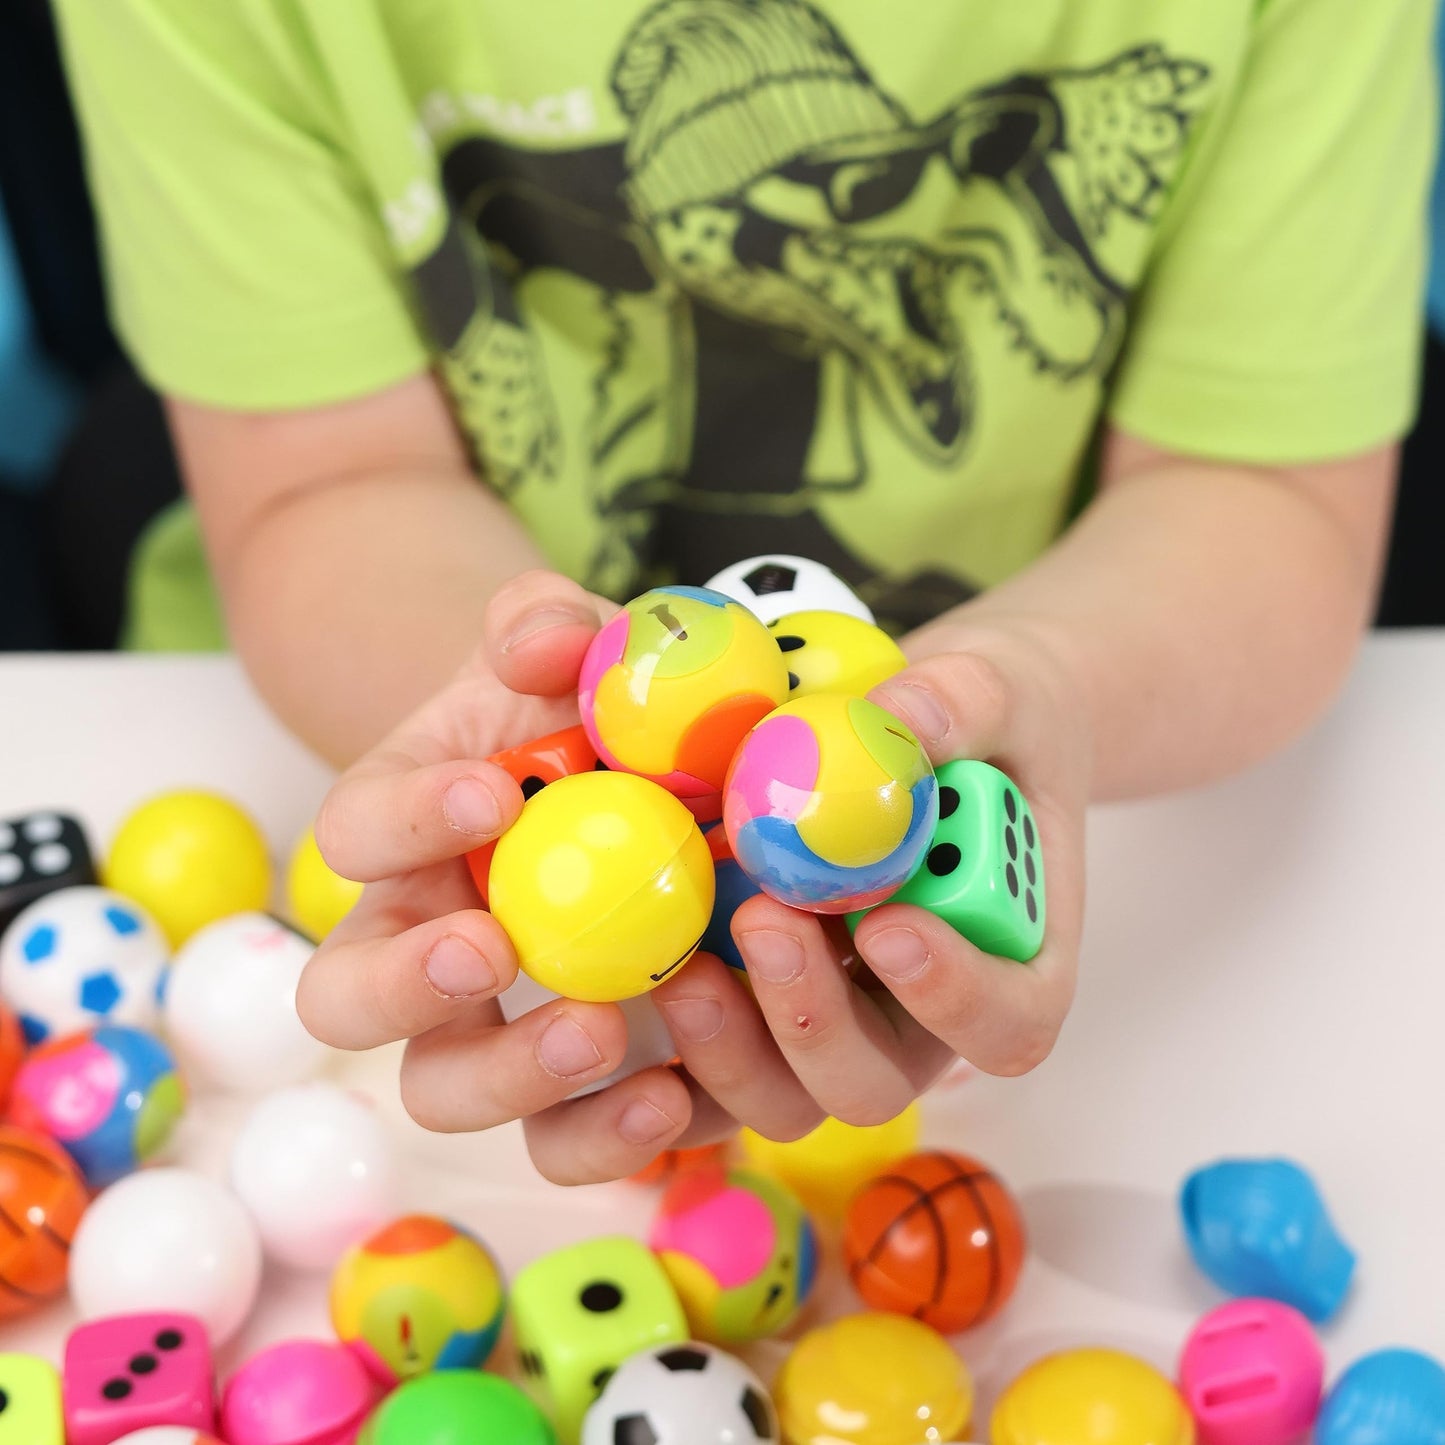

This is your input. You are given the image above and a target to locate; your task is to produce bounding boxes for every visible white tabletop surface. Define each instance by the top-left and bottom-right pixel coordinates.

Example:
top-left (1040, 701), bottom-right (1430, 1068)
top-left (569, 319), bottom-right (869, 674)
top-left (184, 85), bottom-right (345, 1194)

top-left (0, 640), bottom-right (1441, 1422)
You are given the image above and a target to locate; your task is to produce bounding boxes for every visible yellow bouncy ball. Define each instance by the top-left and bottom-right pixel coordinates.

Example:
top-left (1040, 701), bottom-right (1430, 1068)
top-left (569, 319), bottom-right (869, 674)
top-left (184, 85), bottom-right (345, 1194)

top-left (739, 1103), bottom-right (922, 1217)
top-left (991, 1349), bottom-right (1196, 1445)
top-left (286, 826), bottom-right (364, 942)
top-left (769, 610), bottom-right (907, 699)
top-left (488, 770), bottom-right (715, 1002)
top-left (104, 790), bottom-right (272, 948)
top-left (775, 1312), bottom-right (974, 1445)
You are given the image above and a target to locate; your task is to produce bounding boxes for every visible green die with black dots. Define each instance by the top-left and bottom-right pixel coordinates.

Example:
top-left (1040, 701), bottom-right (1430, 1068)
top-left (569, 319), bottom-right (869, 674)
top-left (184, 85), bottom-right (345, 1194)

top-left (511, 1235), bottom-right (688, 1445)
top-left (849, 759), bottom-right (1045, 962)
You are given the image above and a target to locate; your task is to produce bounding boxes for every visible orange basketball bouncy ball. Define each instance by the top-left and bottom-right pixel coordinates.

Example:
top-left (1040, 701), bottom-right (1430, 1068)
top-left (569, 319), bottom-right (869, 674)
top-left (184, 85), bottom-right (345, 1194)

top-left (843, 1150), bottom-right (1026, 1333)
top-left (0, 1124), bottom-right (88, 1317)
top-left (0, 1004), bottom-right (25, 1110)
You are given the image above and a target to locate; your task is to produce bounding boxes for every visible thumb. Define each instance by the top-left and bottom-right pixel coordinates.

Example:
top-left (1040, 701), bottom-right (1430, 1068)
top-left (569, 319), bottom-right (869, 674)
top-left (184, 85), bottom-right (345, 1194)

top-left (485, 570), bottom-right (618, 698)
top-left (868, 648), bottom-right (1018, 766)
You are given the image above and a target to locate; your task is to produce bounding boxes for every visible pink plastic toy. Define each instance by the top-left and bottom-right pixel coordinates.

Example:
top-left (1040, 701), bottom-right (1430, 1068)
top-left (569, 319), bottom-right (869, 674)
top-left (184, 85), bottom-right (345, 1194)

top-left (219, 1340), bottom-right (381, 1445)
top-left (1178, 1298), bottom-right (1324, 1445)
top-left (62, 1312), bottom-right (216, 1445)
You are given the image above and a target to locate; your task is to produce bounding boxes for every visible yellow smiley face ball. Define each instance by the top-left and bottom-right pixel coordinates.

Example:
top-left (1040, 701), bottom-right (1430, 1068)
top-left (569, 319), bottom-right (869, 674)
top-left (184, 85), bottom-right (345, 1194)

top-left (739, 1103), bottom-right (922, 1218)
top-left (488, 770), bottom-right (715, 1002)
top-left (286, 826), bottom-right (364, 942)
top-left (776, 1312), bottom-right (974, 1445)
top-left (769, 610), bottom-right (907, 700)
top-left (104, 790), bottom-right (273, 948)
top-left (991, 1349), bottom-right (1196, 1445)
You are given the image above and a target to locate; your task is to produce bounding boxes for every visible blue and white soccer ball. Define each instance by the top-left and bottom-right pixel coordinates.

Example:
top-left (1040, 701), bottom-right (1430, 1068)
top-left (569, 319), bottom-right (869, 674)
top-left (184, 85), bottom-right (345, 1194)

top-left (0, 885), bottom-right (169, 1044)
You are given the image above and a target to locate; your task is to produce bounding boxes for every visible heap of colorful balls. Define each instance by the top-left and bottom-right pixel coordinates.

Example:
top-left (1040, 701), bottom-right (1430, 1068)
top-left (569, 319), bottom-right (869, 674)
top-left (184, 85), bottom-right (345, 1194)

top-left (0, 555), bottom-right (1438, 1443)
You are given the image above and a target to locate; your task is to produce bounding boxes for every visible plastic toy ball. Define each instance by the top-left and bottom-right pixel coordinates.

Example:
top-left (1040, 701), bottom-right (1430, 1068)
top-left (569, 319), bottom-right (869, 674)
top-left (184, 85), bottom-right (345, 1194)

top-left (285, 826), bottom-right (362, 942)
top-left (631, 1142), bottom-right (732, 1188)
top-left (466, 724), bottom-right (601, 905)
top-left (104, 790), bottom-right (272, 948)
top-left (220, 1339), bottom-right (382, 1445)
top-left (650, 1166), bottom-right (818, 1344)
top-left (769, 611), bottom-right (906, 699)
top-left (774, 1312), bottom-right (973, 1445)
top-left (331, 1214), bottom-right (506, 1383)
top-left (844, 1149), bottom-right (1025, 1332)
top-left (991, 1348), bottom-right (1195, 1445)
top-left (0, 1003), bottom-right (26, 1110)
top-left (0, 886), bottom-right (168, 1045)
top-left (739, 1103), bottom-right (920, 1218)
top-left (723, 695), bottom-right (938, 914)
top-left (1315, 1348), bottom-right (1445, 1445)
top-left (705, 555), bottom-right (875, 627)
top-left (162, 913), bottom-right (327, 1091)
top-left (9, 1025), bottom-right (186, 1188)
top-left (230, 1083), bottom-right (399, 1272)
top-left (1180, 1157), bottom-right (1355, 1323)
top-left (358, 1370), bottom-right (556, 1445)
top-left (489, 770), bottom-right (715, 1002)
top-left (578, 586), bottom-right (790, 816)
top-left (1178, 1299), bottom-right (1323, 1445)
top-left (0, 1124), bottom-right (88, 1319)
top-left (582, 1341), bottom-right (778, 1445)
top-left (70, 1168), bottom-right (262, 1345)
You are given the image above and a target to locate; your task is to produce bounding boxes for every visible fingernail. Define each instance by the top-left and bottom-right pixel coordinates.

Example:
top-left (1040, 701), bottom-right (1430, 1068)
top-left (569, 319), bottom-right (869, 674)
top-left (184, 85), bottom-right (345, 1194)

top-left (659, 996), bottom-right (725, 1043)
top-left (424, 934), bottom-right (497, 999)
top-left (619, 1099), bottom-right (677, 1146)
top-left (743, 929), bottom-right (805, 986)
top-left (502, 607), bottom-right (591, 654)
top-left (537, 1014), bottom-right (604, 1078)
top-left (875, 682), bottom-right (951, 748)
top-left (865, 926), bottom-right (931, 983)
top-left (443, 777), bottom-right (502, 836)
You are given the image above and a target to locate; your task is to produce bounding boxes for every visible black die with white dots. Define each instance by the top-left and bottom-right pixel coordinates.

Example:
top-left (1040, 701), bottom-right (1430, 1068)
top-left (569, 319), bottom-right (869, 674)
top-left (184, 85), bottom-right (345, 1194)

top-left (0, 813), bottom-right (95, 933)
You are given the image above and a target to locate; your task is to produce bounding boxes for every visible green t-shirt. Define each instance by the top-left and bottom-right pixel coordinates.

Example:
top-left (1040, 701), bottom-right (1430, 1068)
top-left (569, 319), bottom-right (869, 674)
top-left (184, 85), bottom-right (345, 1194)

top-left (55, 0), bottom-right (1434, 647)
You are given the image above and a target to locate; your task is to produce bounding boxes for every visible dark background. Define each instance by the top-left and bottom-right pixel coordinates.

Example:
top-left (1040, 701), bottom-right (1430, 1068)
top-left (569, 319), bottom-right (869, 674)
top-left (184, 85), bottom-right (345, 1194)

top-left (2, 0), bottom-right (1440, 652)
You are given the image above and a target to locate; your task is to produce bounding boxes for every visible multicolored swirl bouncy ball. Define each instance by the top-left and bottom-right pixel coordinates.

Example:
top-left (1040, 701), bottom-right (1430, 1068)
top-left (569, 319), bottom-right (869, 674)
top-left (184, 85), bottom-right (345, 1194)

top-left (8, 1024), bottom-right (185, 1188)
top-left (578, 587), bottom-right (790, 821)
top-left (650, 1165), bottom-right (818, 1344)
top-left (722, 695), bottom-right (938, 914)
top-left (330, 1214), bottom-right (506, 1385)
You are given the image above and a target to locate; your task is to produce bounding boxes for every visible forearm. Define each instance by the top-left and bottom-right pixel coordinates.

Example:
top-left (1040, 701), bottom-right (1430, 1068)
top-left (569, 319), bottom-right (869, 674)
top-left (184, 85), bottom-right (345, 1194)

top-left (908, 441), bottom-right (1395, 800)
top-left (224, 467), bottom-right (547, 766)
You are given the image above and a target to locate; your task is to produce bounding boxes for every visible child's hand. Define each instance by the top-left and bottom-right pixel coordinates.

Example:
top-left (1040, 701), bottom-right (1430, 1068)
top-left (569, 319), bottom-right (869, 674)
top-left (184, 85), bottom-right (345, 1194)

top-left (296, 572), bottom-right (723, 1183)
top-left (647, 619), bottom-right (1088, 1135)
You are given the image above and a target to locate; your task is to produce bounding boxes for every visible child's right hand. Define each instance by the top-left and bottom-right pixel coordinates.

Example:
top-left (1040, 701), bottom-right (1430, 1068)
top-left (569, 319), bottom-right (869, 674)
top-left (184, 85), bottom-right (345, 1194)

top-left (295, 571), bottom-right (729, 1183)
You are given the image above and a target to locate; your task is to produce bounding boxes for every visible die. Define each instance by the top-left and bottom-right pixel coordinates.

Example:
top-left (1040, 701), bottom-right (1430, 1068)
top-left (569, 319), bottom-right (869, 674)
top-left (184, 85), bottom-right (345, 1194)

top-left (0, 813), bottom-right (96, 934)
top-left (62, 1312), bottom-right (216, 1445)
top-left (850, 760), bottom-right (1045, 962)
top-left (512, 1235), bottom-right (688, 1445)
top-left (0, 1353), bottom-right (63, 1444)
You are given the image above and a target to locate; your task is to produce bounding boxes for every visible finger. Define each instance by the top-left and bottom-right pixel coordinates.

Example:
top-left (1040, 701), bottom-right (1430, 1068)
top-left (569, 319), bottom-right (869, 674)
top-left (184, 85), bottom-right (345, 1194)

top-left (485, 569), bottom-right (616, 698)
top-left (523, 1067), bottom-right (695, 1185)
top-left (651, 952), bottom-right (825, 1143)
top-left (296, 899), bottom-right (519, 1051)
top-left (398, 996), bottom-right (631, 1133)
top-left (855, 903), bottom-right (1076, 1075)
top-left (315, 757), bottom-right (523, 882)
top-left (869, 648), bottom-right (1018, 766)
top-left (669, 1075), bottom-right (744, 1151)
top-left (733, 896), bottom-right (946, 1126)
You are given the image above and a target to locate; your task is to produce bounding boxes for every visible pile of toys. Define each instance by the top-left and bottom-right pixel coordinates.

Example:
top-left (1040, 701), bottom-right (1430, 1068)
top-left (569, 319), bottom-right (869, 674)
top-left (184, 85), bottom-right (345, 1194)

top-left (0, 553), bottom-right (1438, 1443)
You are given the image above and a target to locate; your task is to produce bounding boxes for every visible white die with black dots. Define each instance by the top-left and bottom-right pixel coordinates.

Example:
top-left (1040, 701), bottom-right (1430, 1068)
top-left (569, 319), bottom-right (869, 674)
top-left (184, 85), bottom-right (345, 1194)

top-left (703, 555), bottom-right (875, 628)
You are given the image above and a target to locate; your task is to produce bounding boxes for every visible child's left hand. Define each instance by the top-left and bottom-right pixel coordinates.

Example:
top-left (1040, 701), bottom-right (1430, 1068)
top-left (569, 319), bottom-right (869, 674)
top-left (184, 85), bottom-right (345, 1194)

top-left (650, 617), bottom-right (1090, 1146)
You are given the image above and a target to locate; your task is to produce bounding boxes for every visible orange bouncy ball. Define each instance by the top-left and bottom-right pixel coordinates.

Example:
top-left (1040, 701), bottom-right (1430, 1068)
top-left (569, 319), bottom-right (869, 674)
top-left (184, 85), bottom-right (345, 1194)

top-left (843, 1150), bottom-right (1026, 1333)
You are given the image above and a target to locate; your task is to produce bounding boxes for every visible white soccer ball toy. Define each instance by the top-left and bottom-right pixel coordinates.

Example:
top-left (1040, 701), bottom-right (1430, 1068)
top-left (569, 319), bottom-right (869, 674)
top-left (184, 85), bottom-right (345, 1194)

top-left (703, 555), bottom-right (874, 627)
top-left (163, 911), bottom-right (328, 1090)
top-left (229, 1082), bottom-right (399, 1271)
top-left (583, 1342), bottom-right (779, 1445)
top-left (70, 1168), bottom-right (262, 1345)
top-left (0, 885), bottom-right (167, 1044)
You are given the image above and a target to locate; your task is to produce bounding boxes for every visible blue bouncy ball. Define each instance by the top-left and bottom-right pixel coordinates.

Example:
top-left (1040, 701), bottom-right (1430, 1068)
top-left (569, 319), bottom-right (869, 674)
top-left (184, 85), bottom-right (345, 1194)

top-left (700, 851), bottom-right (763, 972)
top-left (1316, 1349), bottom-right (1445, 1445)
top-left (1180, 1157), bottom-right (1356, 1323)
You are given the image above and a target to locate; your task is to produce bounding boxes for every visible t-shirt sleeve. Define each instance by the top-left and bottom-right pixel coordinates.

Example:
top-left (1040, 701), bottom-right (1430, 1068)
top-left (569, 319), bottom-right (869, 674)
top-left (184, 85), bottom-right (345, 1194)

top-left (51, 0), bottom-right (431, 410)
top-left (1107, 0), bottom-right (1437, 464)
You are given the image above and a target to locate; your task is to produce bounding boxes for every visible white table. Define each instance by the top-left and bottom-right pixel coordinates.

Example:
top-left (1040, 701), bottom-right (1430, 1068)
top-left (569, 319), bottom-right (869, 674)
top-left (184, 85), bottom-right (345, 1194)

top-left (0, 642), bottom-right (1441, 1424)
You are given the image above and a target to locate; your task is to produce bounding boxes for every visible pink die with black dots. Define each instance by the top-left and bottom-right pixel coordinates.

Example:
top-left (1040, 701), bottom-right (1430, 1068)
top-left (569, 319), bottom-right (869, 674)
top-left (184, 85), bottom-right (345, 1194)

top-left (62, 1312), bottom-right (216, 1445)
